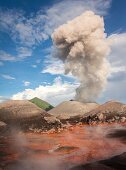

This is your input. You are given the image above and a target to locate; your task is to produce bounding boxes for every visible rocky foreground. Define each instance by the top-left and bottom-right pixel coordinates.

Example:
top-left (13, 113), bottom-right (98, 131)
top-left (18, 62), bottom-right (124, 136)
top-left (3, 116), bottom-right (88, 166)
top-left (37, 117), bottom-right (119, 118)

top-left (49, 100), bottom-right (126, 126)
top-left (0, 100), bottom-right (126, 133)
top-left (0, 99), bottom-right (126, 170)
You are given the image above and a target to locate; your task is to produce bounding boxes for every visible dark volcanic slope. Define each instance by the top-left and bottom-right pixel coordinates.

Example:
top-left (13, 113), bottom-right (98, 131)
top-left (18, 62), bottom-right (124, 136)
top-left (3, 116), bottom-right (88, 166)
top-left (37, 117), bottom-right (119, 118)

top-left (49, 101), bottom-right (99, 119)
top-left (71, 152), bottom-right (126, 170)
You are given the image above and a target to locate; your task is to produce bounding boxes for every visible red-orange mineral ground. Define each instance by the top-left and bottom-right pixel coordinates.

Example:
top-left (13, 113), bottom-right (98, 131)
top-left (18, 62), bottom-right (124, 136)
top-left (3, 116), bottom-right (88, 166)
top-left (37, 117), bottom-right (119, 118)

top-left (0, 123), bottom-right (126, 170)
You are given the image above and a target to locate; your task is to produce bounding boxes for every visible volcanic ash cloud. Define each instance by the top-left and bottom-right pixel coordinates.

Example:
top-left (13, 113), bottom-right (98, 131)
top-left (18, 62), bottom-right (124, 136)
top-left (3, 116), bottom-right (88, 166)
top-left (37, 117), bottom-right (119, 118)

top-left (52, 11), bottom-right (110, 102)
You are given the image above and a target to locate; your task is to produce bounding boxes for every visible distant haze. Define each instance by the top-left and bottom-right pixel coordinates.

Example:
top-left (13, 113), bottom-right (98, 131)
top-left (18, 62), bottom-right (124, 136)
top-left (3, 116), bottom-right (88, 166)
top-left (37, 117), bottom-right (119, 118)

top-left (52, 11), bottom-right (110, 102)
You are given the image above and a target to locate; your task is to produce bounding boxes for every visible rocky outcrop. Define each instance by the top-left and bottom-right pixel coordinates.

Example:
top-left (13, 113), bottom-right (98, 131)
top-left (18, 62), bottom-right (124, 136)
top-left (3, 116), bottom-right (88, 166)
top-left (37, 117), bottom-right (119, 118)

top-left (80, 101), bottom-right (126, 124)
top-left (87, 100), bottom-right (126, 115)
top-left (49, 100), bottom-right (126, 125)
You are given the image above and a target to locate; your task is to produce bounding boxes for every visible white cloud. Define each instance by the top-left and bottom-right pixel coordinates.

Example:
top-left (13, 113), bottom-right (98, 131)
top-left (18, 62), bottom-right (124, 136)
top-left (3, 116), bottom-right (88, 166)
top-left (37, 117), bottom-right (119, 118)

top-left (23, 81), bottom-right (31, 87)
top-left (108, 33), bottom-right (126, 66)
top-left (109, 66), bottom-right (126, 74)
top-left (3, 1), bottom-right (126, 104)
top-left (41, 0), bottom-right (111, 77)
top-left (12, 77), bottom-right (79, 106)
top-left (0, 9), bottom-right (47, 47)
top-left (0, 0), bottom-right (111, 47)
top-left (108, 33), bottom-right (126, 77)
top-left (42, 55), bottom-right (65, 75)
top-left (17, 47), bottom-right (32, 59)
top-left (2, 74), bottom-right (15, 80)
top-left (42, 55), bottom-right (75, 80)
top-left (0, 47), bottom-right (32, 62)
top-left (97, 33), bottom-right (126, 103)
top-left (0, 0), bottom-right (111, 63)
top-left (31, 64), bottom-right (37, 68)
top-left (0, 50), bottom-right (16, 61)
top-left (10, 32), bottom-right (126, 104)
top-left (98, 79), bottom-right (126, 103)
top-left (40, 0), bottom-right (111, 37)
top-left (41, 33), bottom-right (126, 104)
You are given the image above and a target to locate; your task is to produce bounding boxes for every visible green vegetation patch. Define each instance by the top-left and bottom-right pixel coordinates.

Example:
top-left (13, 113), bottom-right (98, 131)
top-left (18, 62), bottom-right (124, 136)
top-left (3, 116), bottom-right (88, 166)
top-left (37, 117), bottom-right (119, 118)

top-left (29, 97), bottom-right (54, 111)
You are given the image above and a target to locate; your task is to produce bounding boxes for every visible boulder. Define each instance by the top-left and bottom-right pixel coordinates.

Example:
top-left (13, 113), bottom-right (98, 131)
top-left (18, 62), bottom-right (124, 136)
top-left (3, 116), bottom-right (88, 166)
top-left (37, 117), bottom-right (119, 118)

top-left (0, 121), bottom-right (7, 128)
top-left (120, 117), bottom-right (126, 123)
top-left (97, 113), bottom-right (104, 121)
top-left (0, 121), bottom-right (7, 132)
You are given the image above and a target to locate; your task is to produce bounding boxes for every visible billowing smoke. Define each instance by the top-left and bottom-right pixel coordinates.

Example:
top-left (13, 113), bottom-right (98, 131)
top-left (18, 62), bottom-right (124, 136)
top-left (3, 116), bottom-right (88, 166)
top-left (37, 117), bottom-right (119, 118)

top-left (52, 11), bottom-right (110, 102)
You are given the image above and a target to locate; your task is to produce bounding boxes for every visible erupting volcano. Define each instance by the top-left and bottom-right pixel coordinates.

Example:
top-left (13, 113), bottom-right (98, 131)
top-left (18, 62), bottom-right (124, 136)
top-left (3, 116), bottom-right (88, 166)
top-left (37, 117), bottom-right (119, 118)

top-left (0, 3), bottom-right (126, 170)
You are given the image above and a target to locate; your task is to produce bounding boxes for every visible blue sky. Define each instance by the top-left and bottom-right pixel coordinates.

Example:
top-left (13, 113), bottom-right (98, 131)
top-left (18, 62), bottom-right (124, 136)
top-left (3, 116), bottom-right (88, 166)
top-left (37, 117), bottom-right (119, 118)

top-left (0, 0), bottom-right (126, 105)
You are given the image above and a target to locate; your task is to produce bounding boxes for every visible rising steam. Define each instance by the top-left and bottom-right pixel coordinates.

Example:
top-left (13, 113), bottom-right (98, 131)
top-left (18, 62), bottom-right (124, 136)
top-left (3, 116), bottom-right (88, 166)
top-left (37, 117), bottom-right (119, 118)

top-left (52, 11), bottom-right (110, 102)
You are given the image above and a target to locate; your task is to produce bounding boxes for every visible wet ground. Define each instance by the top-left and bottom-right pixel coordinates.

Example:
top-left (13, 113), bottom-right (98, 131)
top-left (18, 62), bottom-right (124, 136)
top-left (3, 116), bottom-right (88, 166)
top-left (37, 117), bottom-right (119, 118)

top-left (0, 123), bottom-right (126, 170)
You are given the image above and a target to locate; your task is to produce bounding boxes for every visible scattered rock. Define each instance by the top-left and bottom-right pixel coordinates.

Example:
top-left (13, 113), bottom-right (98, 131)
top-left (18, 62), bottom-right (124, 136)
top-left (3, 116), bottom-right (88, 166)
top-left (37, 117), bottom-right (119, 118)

top-left (97, 113), bottom-right (104, 121)
top-left (0, 121), bottom-right (7, 128)
top-left (85, 101), bottom-right (126, 117)
top-left (0, 99), bottom-right (126, 132)
top-left (80, 100), bottom-right (126, 124)
top-left (0, 121), bottom-right (7, 133)
top-left (115, 116), bottom-right (119, 120)
top-left (44, 115), bottom-right (60, 124)
top-left (120, 117), bottom-right (126, 123)
top-left (46, 128), bottom-right (56, 134)
top-left (54, 145), bottom-right (79, 153)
